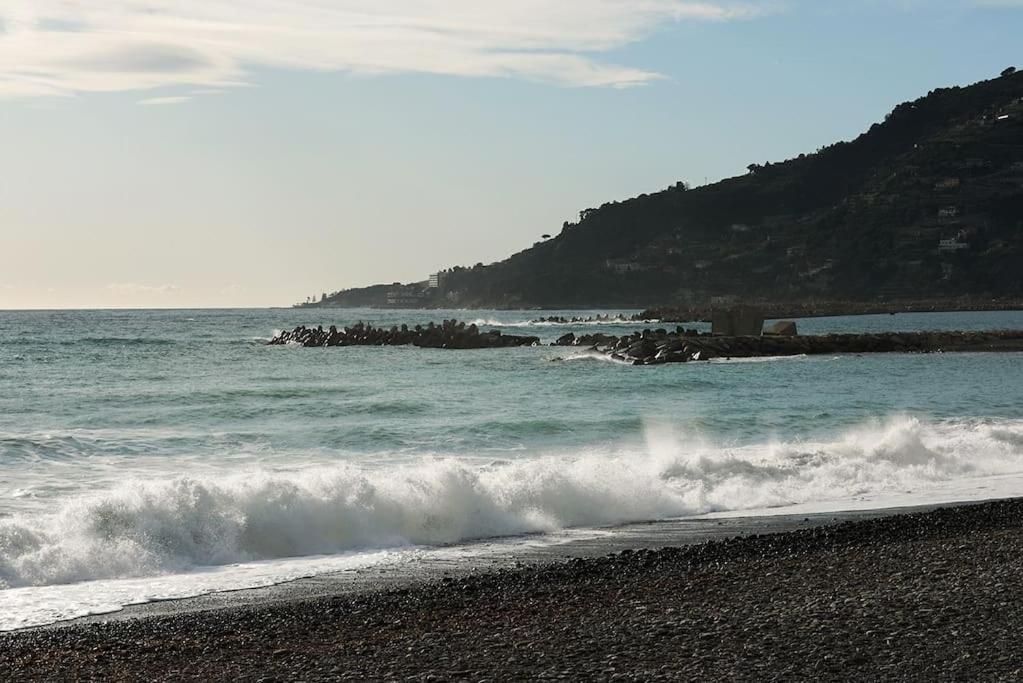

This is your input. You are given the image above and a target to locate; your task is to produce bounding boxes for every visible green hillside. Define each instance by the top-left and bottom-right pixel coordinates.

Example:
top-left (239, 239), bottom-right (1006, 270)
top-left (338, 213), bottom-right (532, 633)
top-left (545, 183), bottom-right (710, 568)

top-left (312, 69), bottom-right (1023, 309)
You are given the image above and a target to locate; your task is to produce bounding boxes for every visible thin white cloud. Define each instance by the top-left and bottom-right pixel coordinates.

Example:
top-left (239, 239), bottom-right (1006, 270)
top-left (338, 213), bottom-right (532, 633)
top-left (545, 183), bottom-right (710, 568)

top-left (0, 1), bottom-right (768, 97)
top-left (106, 283), bottom-right (182, 294)
top-left (138, 95), bottom-right (191, 106)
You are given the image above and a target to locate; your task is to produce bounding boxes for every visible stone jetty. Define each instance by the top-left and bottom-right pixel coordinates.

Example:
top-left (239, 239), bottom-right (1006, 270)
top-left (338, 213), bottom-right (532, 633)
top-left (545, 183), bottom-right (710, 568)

top-left (270, 320), bottom-right (1023, 360)
top-left (268, 320), bottom-right (540, 349)
top-left (553, 328), bottom-right (1023, 365)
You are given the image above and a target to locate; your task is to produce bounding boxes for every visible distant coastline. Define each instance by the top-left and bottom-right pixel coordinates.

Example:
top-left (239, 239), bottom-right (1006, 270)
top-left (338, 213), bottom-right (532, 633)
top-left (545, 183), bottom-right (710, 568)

top-left (299, 72), bottom-right (1023, 313)
top-left (633, 298), bottom-right (1023, 322)
top-left (292, 298), bottom-right (1023, 321)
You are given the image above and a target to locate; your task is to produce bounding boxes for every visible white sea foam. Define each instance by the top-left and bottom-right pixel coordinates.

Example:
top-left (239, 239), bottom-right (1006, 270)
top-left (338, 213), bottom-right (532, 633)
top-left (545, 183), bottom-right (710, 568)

top-left (467, 318), bottom-right (517, 327)
top-left (0, 551), bottom-right (401, 631)
top-left (467, 317), bottom-right (644, 328)
top-left (3, 416), bottom-right (1023, 630)
top-left (707, 354), bottom-right (811, 364)
top-left (556, 349), bottom-right (632, 364)
top-left (2, 416), bottom-right (1022, 600)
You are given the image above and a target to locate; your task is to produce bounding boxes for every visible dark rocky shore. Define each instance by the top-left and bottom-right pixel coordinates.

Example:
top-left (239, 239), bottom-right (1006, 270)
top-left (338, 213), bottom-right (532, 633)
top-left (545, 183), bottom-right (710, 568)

top-left (557, 328), bottom-right (1023, 365)
top-left (268, 320), bottom-right (540, 349)
top-left (5, 499), bottom-right (1023, 680)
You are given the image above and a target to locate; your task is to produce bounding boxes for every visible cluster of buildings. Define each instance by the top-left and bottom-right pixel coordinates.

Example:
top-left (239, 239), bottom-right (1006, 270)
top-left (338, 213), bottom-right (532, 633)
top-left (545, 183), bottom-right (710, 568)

top-left (595, 148), bottom-right (1023, 302)
top-left (384, 272), bottom-right (446, 307)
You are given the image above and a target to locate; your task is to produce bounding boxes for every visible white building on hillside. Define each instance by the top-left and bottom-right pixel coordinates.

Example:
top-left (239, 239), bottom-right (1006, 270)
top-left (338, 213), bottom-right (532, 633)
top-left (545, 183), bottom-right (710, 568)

top-left (938, 238), bottom-right (969, 252)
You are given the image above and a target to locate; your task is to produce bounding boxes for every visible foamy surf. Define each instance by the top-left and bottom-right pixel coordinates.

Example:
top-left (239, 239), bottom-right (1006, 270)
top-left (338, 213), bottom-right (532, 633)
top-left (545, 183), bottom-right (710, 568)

top-left (707, 354), bottom-right (811, 364)
top-left (3, 416), bottom-right (1022, 614)
top-left (555, 349), bottom-right (632, 364)
top-left (467, 317), bottom-right (645, 328)
top-left (0, 550), bottom-right (400, 631)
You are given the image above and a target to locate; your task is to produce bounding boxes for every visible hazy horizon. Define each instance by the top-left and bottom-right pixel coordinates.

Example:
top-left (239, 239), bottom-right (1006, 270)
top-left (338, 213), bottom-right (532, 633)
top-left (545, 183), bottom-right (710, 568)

top-left (2, 1), bottom-right (1020, 309)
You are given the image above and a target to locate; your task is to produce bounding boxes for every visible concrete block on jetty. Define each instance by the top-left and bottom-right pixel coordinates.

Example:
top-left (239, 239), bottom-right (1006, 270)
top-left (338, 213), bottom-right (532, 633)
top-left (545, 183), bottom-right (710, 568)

top-left (711, 306), bottom-right (765, 336)
top-left (764, 320), bottom-right (798, 336)
top-left (268, 320), bottom-right (540, 349)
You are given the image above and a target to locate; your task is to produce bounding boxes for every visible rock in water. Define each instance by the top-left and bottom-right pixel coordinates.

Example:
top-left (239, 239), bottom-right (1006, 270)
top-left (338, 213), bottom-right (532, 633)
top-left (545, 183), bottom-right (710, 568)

top-left (555, 333), bottom-right (576, 346)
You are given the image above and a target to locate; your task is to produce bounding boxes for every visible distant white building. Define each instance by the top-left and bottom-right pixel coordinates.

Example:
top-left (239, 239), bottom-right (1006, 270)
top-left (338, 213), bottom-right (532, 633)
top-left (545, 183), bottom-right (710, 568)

top-left (428, 272), bottom-right (443, 289)
top-left (938, 238), bottom-right (969, 252)
top-left (606, 259), bottom-right (643, 274)
top-left (938, 206), bottom-right (959, 218)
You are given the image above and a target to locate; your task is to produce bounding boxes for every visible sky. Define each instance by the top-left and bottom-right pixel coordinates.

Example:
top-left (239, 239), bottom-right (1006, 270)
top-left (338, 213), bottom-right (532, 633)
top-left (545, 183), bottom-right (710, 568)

top-left (0, 1), bottom-right (1021, 309)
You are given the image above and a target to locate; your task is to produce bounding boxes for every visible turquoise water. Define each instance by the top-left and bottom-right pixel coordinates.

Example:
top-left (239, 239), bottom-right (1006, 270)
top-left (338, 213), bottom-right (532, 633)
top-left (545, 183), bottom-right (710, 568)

top-left (1, 308), bottom-right (1022, 628)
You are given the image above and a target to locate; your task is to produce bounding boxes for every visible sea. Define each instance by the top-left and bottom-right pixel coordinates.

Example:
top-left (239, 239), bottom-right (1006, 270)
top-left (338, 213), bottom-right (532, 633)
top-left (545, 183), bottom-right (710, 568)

top-left (1, 308), bottom-right (1022, 630)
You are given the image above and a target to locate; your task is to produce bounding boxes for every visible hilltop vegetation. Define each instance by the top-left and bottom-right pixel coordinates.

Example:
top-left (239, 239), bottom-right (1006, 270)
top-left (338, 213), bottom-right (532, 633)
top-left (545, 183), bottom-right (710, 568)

top-left (311, 70), bottom-right (1023, 309)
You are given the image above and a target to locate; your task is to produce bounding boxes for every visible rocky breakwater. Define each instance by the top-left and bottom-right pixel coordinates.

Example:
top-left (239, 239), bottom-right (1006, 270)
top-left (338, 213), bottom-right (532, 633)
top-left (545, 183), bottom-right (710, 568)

top-left (531, 314), bottom-right (632, 324)
top-left (268, 320), bottom-right (540, 349)
top-left (554, 328), bottom-right (1023, 365)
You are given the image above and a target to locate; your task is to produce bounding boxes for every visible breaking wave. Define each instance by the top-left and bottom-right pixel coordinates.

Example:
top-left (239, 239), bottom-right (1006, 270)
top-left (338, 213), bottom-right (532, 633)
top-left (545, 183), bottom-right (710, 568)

top-left (555, 349), bottom-right (633, 365)
top-left (2, 416), bottom-right (1022, 590)
top-left (467, 317), bottom-right (644, 328)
